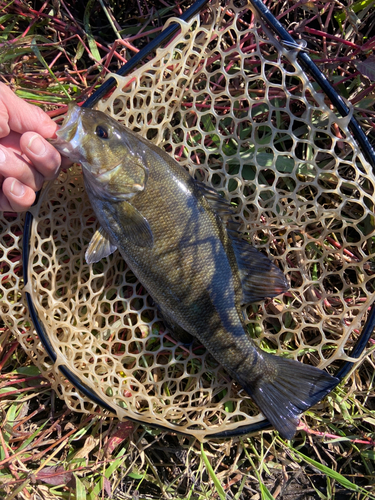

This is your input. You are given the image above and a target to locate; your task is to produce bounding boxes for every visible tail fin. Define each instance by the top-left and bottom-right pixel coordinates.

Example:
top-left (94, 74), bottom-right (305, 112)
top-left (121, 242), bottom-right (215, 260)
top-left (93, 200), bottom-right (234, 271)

top-left (244, 355), bottom-right (338, 440)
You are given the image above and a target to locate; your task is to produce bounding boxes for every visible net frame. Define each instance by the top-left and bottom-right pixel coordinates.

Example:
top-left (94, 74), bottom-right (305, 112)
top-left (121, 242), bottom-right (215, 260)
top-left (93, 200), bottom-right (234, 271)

top-left (14, 0), bottom-right (375, 439)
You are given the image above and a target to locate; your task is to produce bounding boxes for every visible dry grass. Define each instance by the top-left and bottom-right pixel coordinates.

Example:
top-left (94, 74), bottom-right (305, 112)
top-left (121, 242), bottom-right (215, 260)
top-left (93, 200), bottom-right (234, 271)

top-left (1, 0), bottom-right (375, 498)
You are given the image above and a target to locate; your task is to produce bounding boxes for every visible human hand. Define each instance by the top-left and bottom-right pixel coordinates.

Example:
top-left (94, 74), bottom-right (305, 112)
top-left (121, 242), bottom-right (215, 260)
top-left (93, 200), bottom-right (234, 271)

top-left (0, 83), bottom-right (70, 212)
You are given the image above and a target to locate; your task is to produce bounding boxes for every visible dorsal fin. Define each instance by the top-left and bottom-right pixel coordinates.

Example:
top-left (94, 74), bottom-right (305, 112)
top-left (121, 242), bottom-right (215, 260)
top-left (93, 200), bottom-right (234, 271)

top-left (229, 232), bottom-right (289, 303)
top-left (195, 180), bottom-right (288, 302)
top-left (195, 181), bottom-right (234, 220)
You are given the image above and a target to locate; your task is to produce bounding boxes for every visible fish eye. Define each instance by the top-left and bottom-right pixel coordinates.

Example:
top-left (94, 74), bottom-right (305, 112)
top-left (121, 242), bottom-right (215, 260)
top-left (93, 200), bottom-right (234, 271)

top-left (95, 125), bottom-right (109, 139)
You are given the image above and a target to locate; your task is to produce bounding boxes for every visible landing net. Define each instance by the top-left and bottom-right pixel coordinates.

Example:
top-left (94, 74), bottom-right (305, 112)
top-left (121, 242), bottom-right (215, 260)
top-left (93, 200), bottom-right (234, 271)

top-left (2, 0), bottom-right (374, 440)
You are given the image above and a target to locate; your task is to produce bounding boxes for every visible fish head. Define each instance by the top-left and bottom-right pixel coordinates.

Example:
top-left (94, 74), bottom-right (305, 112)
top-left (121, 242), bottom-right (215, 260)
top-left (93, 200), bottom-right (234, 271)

top-left (51, 104), bottom-right (148, 201)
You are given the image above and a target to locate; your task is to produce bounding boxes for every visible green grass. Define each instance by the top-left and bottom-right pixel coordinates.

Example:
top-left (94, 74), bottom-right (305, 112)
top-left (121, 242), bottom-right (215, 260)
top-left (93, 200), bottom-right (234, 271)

top-left (0, 349), bottom-right (375, 497)
top-left (1, 0), bottom-right (375, 498)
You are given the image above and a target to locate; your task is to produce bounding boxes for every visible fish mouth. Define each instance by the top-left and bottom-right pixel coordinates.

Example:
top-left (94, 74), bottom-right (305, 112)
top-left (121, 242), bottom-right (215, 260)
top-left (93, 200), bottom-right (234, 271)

top-left (49, 103), bottom-right (84, 161)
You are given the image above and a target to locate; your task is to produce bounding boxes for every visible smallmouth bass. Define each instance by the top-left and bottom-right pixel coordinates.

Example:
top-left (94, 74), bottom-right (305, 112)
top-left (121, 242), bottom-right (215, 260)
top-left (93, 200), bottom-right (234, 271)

top-left (51, 104), bottom-right (338, 439)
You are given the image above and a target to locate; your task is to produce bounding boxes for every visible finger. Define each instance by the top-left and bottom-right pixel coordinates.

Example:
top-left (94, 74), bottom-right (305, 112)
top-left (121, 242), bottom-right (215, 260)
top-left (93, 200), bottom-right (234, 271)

top-left (0, 83), bottom-right (58, 138)
top-left (0, 177), bottom-right (36, 212)
top-left (0, 102), bottom-right (10, 139)
top-left (20, 132), bottom-right (62, 180)
top-left (61, 156), bottom-right (73, 169)
top-left (0, 144), bottom-right (44, 191)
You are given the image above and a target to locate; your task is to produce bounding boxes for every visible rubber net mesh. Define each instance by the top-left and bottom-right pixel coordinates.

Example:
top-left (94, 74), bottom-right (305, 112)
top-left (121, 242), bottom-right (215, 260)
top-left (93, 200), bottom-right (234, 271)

top-left (1, 0), bottom-right (374, 440)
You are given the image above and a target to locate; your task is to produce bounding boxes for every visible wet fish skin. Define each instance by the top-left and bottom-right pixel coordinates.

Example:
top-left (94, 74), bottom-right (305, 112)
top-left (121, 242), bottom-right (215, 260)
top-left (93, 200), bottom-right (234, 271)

top-left (51, 104), bottom-right (338, 439)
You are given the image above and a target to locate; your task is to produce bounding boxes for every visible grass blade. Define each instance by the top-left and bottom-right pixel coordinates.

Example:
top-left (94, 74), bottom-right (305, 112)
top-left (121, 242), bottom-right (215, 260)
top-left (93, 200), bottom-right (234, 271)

top-left (74, 474), bottom-right (87, 500)
top-left (288, 446), bottom-right (375, 498)
top-left (200, 443), bottom-right (226, 500)
top-left (30, 39), bottom-right (71, 100)
top-left (83, 0), bottom-right (102, 65)
top-left (241, 439), bottom-right (274, 500)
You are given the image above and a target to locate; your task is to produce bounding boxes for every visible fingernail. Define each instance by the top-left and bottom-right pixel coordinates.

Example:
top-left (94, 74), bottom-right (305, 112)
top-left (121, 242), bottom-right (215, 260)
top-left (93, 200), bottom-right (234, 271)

top-left (0, 148), bottom-right (6, 163)
top-left (10, 179), bottom-right (25, 197)
top-left (28, 135), bottom-right (46, 156)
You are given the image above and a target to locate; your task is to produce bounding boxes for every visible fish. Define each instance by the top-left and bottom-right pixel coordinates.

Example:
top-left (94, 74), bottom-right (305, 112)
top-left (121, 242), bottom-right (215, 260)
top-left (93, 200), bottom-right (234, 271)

top-left (51, 103), bottom-right (338, 440)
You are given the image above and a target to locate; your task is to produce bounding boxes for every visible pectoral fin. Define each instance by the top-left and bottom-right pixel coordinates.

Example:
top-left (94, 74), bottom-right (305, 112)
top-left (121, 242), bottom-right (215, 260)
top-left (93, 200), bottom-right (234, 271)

top-left (116, 201), bottom-right (154, 248)
top-left (86, 226), bottom-right (118, 264)
top-left (229, 232), bottom-right (289, 303)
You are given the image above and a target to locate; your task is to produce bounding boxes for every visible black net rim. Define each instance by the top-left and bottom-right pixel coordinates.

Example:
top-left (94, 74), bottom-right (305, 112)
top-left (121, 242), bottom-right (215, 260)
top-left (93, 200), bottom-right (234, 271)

top-left (22, 0), bottom-right (375, 439)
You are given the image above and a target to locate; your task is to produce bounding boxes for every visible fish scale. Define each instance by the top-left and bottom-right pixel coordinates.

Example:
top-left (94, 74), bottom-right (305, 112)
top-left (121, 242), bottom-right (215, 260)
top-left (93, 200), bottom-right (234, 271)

top-left (51, 104), bottom-right (339, 439)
